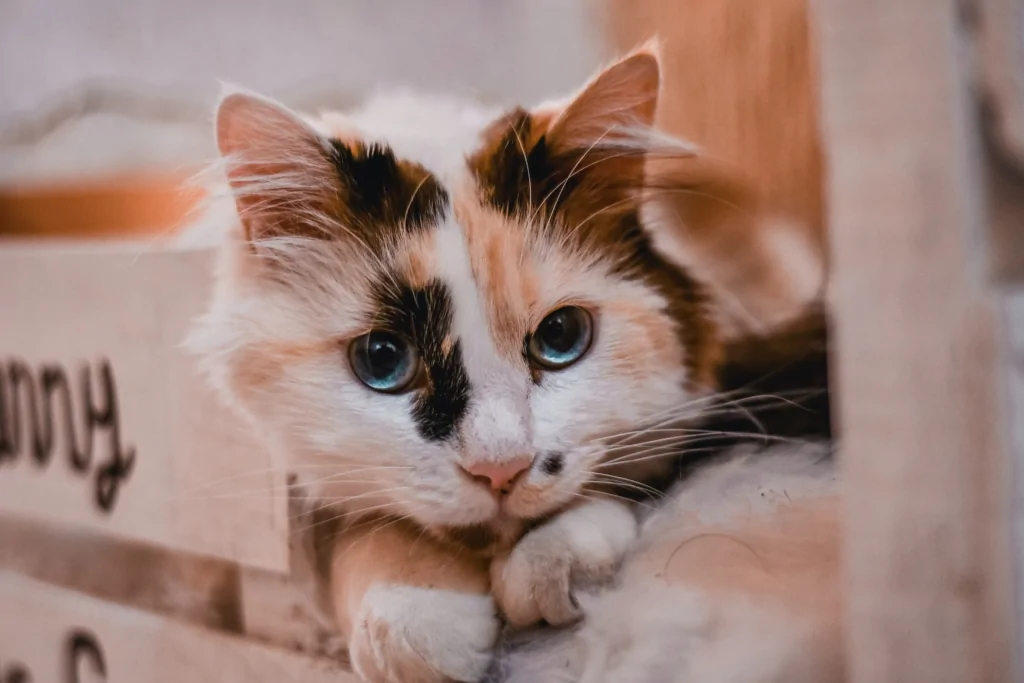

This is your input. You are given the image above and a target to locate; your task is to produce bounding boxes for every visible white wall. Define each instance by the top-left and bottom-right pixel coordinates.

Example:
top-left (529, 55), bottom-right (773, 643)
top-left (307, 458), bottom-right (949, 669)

top-left (0, 0), bottom-right (606, 182)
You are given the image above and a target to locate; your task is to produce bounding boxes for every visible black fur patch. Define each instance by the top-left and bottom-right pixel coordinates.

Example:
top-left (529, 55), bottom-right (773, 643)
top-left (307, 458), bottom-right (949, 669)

top-left (540, 452), bottom-right (565, 476)
top-left (673, 310), bottom-right (833, 482)
top-left (472, 109), bottom-right (549, 217)
top-left (611, 211), bottom-right (719, 388)
top-left (329, 140), bottom-right (448, 237)
top-left (370, 279), bottom-right (470, 441)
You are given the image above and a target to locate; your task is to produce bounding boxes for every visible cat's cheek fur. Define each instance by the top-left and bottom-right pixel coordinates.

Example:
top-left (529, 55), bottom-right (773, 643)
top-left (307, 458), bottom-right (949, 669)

top-left (351, 585), bottom-right (500, 683)
top-left (491, 499), bottom-right (638, 627)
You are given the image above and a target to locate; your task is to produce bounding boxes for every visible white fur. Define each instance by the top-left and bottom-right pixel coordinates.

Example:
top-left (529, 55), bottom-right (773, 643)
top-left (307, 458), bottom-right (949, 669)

top-left (352, 585), bottom-right (499, 683)
top-left (492, 498), bottom-right (638, 627)
top-left (187, 84), bottom-right (701, 534)
top-left (185, 54), bottom-right (836, 683)
top-left (342, 89), bottom-right (501, 182)
top-left (489, 443), bottom-right (839, 683)
top-left (434, 219), bottom-right (534, 470)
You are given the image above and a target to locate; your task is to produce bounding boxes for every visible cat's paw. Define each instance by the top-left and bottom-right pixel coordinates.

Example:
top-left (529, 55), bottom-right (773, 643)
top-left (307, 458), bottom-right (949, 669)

top-left (349, 585), bottom-right (499, 683)
top-left (491, 499), bottom-right (637, 627)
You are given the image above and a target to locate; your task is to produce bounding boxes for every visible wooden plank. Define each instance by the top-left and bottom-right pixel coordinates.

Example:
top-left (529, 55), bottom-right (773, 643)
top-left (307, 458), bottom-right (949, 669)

top-left (0, 516), bottom-right (242, 633)
top-left (815, 0), bottom-right (1016, 681)
top-left (0, 174), bottom-right (204, 239)
top-left (976, 0), bottom-right (1024, 282)
top-left (0, 245), bottom-right (289, 571)
top-left (977, 0), bottom-right (1024, 163)
top-left (605, 0), bottom-right (825, 254)
top-left (0, 571), bottom-right (354, 682)
top-left (1001, 289), bottom-right (1024, 676)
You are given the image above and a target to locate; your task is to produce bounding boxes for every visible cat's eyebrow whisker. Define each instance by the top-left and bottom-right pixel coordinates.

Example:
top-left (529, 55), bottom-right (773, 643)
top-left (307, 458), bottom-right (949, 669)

top-left (536, 126), bottom-right (616, 233)
top-left (503, 113), bottom-right (534, 214)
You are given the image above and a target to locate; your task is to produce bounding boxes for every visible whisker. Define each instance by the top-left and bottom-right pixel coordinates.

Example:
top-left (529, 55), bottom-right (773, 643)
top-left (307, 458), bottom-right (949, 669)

top-left (587, 472), bottom-right (665, 499)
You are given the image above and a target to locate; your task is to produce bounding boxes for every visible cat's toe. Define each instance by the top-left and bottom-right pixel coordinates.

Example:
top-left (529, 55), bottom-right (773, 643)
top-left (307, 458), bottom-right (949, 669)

top-left (491, 530), bottom-right (582, 628)
top-left (492, 500), bottom-right (637, 628)
top-left (350, 585), bottom-right (499, 683)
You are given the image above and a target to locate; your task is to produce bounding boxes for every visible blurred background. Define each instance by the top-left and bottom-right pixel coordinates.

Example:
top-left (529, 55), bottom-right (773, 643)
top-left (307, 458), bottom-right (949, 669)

top-left (0, 0), bottom-right (823, 251)
top-left (1, 1), bottom-right (1021, 680)
top-left (0, 0), bottom-right (605, 238)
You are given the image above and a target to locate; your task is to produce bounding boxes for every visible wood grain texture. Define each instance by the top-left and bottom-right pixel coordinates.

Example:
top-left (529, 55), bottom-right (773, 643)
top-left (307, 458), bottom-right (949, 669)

top-left (977, 0), bottom-right (1024, 282)
top-left (976, 0), bottom-right (1024, 163)
top-left (0, 174), bottom-right (203, 239)
top-left (815, 0), bottom-right (1016, 680)
top-left (0, 246), bottom-right (289, 571)
top-left (0, 571), bottom-right (354, 682)
top-left (606, 0), bottom-right (825, 253)
top-left (1002, 289), bottom-right (1024, 678)
top-left (0, 516), bottom-right (242, 632)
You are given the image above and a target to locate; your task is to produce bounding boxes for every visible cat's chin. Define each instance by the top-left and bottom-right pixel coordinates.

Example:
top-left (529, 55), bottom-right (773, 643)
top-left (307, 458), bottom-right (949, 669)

top-left (427, 515), bottom-right (530, 558)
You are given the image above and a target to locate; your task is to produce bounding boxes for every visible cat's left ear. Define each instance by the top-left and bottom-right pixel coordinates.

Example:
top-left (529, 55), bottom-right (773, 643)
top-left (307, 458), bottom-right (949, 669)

top-left (542, 40), bottom-right (662, 151)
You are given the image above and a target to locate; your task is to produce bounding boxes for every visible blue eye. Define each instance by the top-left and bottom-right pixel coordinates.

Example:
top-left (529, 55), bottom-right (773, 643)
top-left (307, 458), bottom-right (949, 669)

top-left (349, 331), bottom-right (419, 393)
top-left (528, 306), bottom-right (593, 370)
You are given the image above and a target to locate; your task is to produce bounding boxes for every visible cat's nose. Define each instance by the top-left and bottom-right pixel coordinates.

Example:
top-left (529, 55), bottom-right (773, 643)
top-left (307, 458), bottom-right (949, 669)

top-left (461, 456), bottom-right (534, 493)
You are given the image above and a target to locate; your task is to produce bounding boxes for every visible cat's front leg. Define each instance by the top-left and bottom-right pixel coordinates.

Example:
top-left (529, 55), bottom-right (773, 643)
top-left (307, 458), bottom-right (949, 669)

top-left (331, 520), bottom-right (499, 683)
top-left (490, 499), bottom-right (637, 627)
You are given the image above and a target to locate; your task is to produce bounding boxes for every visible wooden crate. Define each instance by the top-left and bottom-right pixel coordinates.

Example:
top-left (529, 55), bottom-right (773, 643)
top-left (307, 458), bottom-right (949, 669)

top-left (0, 572), bottom-right (353, 682)
top-left (0, 246), bottom-right (288, 572)
top-left (0, 244), bottom-right (344, 676)
top-left (1, 1), bottom-right (1022, 680)
top-left (609, 0), bottom-right (1024, 680)
top-left (0, 174), bottom-right (203, 240)
top-left (815, 0), bottom-right (1024, 681)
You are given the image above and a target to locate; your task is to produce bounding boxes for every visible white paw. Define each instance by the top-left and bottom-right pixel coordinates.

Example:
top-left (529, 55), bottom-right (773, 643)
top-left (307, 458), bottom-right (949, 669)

top-left (349, 585), bottom-right (499, 683)
top-left (491, 500), bottom-right (637, 627)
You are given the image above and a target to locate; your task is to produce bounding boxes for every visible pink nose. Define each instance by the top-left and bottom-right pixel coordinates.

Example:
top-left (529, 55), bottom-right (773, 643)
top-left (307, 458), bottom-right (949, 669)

top-left (461, 456), bottom-right (534, 492)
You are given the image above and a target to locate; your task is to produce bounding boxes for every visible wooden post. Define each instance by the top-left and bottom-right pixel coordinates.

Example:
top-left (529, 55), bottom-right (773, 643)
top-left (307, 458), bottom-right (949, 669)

top-left (815, 0), bottom-right (1017, 681)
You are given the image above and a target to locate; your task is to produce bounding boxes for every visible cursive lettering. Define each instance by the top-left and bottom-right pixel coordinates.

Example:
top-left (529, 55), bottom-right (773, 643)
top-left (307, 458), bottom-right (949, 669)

top-left (65, 630), bottom-right (106, 683)
top-left (1, 663), bottom-right (31, 683)
top-left (0, 358), bottom-right (135, 513)
top-left (0, 628), bottom-right (107, 683)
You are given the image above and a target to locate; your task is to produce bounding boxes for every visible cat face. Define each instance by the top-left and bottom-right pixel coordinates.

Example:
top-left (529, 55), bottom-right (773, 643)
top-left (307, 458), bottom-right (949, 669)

top-left (191, 47), bottom-right (750, 552)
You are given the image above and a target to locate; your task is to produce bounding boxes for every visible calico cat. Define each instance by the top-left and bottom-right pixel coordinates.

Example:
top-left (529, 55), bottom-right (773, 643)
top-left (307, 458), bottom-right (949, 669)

top-left (188, 42), bottom-right (836, 683)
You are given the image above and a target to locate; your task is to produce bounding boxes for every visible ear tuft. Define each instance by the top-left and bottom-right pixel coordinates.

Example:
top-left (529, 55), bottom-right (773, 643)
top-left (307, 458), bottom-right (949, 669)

top-left (213, 91), bottom-right (341, 243)
top-left (548, 43), bottom-right (662, 149)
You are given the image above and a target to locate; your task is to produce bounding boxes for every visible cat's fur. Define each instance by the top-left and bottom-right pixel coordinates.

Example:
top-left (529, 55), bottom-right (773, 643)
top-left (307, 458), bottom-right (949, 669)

top-left (188, 43), bottom-right (836, 683)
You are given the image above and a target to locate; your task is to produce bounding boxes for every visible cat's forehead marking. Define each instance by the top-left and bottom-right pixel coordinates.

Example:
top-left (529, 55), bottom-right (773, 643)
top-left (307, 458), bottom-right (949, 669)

top-left (466, 107), bottom-right (553, 219)
top-left (460, 107), bottom-right (723, 389)
top-left (452, 194), bottom-right (541, 361)
top-left (368, 276), bottom-right (470, 441)
top-left (340, 91), bottom-right (502, 182)
top-left (326, 140), bottom-right (448, 243)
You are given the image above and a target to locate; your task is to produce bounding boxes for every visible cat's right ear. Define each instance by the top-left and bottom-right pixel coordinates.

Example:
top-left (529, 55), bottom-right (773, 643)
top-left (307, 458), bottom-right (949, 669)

top-left (215, 90), bottom-right (343, 243)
